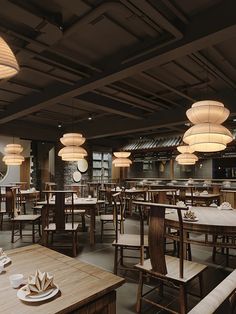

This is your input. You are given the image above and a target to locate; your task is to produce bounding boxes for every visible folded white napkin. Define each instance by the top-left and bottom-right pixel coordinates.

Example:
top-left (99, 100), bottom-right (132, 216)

top-left (23, 270), bottom-right (56, 296)
top-left (0, 248), bottom-right (7, 262)
top-left (219, 202), bottom-right (232, 210)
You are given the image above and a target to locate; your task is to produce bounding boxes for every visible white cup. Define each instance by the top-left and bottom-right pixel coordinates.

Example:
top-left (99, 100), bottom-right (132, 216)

top-left (88, 195), bottom-right (92, 199)
top-left (9, 274), bottom-right (24, 288)
top-left (0, 261), bottom-right (4, 274)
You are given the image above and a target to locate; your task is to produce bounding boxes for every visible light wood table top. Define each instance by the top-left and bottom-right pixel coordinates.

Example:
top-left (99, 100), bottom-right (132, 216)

top-left (1, 245), bottom-right (124, 314)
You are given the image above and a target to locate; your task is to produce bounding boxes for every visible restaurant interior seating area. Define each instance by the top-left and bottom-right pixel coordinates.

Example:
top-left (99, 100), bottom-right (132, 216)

top-left (1, 0), bottom-right (236, 313)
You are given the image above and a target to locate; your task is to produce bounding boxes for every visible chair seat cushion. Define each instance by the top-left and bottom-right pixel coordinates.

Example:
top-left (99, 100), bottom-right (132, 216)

top-left (12, 214), bottom-right (41, 221)
top-left (44, 222), bottom-right (79, 231)
top-left (100, 214), bottom-right (123, 221)
top-left (113, 234), bottom-right (148, 247)
top-left (136, 255), bottom-right (207, 283)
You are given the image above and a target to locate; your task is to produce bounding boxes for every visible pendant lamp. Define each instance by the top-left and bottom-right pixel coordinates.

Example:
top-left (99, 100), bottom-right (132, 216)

top-left (58, 133), bottom-right (87, 161)
top-left (112, 152), bottom-right (132, 167)
top-left (176, 145), bottom-right (198, 165)
top-left (0, 37), bottom-right (19, 79)
top-left (184, 100), bottom-right (233, 152)
top-left (183, 123), bottom-right (233, 152)
top-left (3, 144), bottom-right (24, 165)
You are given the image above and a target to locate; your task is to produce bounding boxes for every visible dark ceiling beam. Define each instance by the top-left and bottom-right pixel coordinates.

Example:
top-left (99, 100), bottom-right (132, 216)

top-left (0, 120), bottom-right (59, 141)
top-left (140, 72), bottom-right (195, 102)
top-left (78, 86), bottom-right (236, 139)
top-left (76, 93), bottom-right (144, 120)
top-left (79, 108), bottom-right (188, 139)
top-left (0, 0), bottom-right (236, 124)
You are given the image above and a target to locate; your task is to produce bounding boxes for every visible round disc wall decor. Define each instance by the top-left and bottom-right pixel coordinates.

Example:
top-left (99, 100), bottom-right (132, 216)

top-left (73, 171), bottom-right (82, 182)
top-left (77, 159), bottom-right (88, 173)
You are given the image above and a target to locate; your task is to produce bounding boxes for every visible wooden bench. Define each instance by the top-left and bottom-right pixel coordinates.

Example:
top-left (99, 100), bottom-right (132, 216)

top-left (188, 269), bottom-right (236, 314)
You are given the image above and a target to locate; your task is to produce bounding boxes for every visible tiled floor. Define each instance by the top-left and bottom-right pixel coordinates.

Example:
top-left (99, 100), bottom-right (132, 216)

top-left (1, 212), bottom-right (235, 313)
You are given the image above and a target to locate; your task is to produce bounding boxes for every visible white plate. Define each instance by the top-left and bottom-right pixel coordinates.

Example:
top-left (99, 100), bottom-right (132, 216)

top-left (17, 284), bottom-right (59, 303)
top-left (183, 218), bottom-right (199, 222)
top-left (0, 256), bottom-right (11, 266)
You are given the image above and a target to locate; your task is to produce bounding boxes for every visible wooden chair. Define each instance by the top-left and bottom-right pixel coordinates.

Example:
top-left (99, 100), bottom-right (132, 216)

top-left (44, 191), bottom-right (79, 257)
top-left (100, 189), bottom-right (124, 241)
top-left (11, 188), bottom-right (41, 243)
top-left (112, 192), bottom-right (149, 275)
top-left (135, 202), bottom-right (207, 314)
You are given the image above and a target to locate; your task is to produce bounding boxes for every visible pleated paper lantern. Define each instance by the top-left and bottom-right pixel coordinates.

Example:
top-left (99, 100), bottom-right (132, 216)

top-left (58, 132), bottom-right (87, 161)
top-left (183, 123), bottom-right (233, 152)
top-left (113, 152), bottom-right (132, 167)
top-left (0, 37), bottom-right (19, 79)
top-left (3, 144), bottom-right (24, 165)
top-left (176, 144), bottom-right (198, 165)
top-left (176, 153), bottom-right (198, 165)
top-left (186, 100), bottom-right (229, 124)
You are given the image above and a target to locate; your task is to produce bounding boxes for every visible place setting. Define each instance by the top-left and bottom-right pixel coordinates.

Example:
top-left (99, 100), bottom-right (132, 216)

top-left (0, 248), bottom-right (11, 271)
top-left (15, 269), bottom-right (60, 303)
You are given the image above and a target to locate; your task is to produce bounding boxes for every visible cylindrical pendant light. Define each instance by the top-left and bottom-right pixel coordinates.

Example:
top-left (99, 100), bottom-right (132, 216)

top-left (0, 37), bottom-right (19, 79)
top-left (113, 152), bottom-right (132, 167)
top-left (58, 132), bottom-right (87, 161)
top-left (2, 144), bottom-right (24, 166)
top-left (183, 123), bottom-right (233, 152)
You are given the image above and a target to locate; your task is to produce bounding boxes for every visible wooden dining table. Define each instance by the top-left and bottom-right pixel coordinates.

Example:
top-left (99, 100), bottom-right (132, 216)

top-left (165, 206), bottom-right (236, 251)
top-left (1, 245), bottom-right (124, 314)
top-left (38, 197), bottom-right (104, 245)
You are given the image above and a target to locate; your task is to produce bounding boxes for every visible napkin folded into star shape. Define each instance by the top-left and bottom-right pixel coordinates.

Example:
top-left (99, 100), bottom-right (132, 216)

top-left (23, 270), bottom-right (56, 296)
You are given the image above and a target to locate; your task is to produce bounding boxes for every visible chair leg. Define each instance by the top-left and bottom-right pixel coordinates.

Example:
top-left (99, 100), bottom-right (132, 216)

top-left (32, 222), bottom-right (35, 243)
top-left (199, 272), bottom-right (204, 298)
top-left (81, 214), bottom-right (86, 231)
top-left (38, 220), bottom-right (41, 237)
top-left (19, 222), bottom-right (22, 238)
top-left (72, 231), bottom-right (77, 257)
top-left (179, 284), bottom-right (187, 314)
top-left (11, 221), bottom-right (15, 243)
top-left (136, 271), bottom-right (144, 313)
top-left (120, 247), bottom-right (124, 266)
top-left (113, 246), bottom-right (118, 275)
top-left (101, 221), bottom-right (104, 242)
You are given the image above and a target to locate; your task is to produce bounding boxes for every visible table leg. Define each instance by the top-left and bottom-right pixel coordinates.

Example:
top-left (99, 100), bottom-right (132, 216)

top-left (90, 205), bottom-right (95, 245)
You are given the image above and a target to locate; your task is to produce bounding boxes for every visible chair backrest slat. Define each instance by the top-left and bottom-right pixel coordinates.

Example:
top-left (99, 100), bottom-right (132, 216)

top-left (133, 201), bottom-right (186, 278)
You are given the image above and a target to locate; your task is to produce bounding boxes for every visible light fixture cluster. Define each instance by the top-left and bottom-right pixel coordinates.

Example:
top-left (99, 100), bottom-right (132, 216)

top-left (58, 133), bottom-right (87, 161)
top-left (112, 152), bottom-right (132, 167)
top-left (183, 100), bottom-right (233, 152)
top-left (176, 100), bottom-right (233, 165)
top-left (3, 144), bottom-right (24, 165)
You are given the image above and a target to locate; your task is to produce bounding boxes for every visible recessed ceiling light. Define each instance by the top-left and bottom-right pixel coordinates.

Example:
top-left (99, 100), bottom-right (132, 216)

top-left (58, 123), bottom-right (62, 128)
top-left (88, 115), bottom-right (92, 120)
top-left (233, 118), bottom-right (236, 122)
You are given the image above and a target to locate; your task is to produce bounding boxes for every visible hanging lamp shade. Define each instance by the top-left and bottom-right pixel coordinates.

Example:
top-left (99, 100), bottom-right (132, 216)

top-left (58, 146), bottom-right (87, 161)
top-left (177, 145), bottom-right (195, 154)
top-left (112, 151), bottom-right (132, 167)
top-left (112, 157), bottom-right (132, 167)
top-left (183, 123), bottom-right (233, 152)
top-left (186, 100), bottom-right (229, 124)
top-left (60, 133), bottom-right (85, 146)
top-left (176, 153), bottom-right (198, 165)
top-left (0, 37), bottom-right (19, 79)
top-left (3, 144), bottom-right (24, 165)
top-left (113, 152), bottom-right (131, 158)
top-left (58, 132), bottom-right (87, 161)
